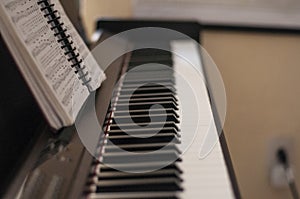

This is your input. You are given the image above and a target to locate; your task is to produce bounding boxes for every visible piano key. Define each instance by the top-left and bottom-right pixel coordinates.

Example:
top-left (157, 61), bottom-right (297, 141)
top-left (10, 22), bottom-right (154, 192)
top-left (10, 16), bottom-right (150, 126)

top-left (91, 161), bottom-right (183, 174)
top-left (111, 98), bottom-right (178, 109)
top-left (115, 97), bottom-right (178, 107)
top-left (108, 121), bottom-right (180, 131)
top-left (171, 40), bottom-right (235, 198)
top-left (131, 48), bottom-right (172, 56)
top-left (118, 84), bottom-right (176, 93)
top-left (124, 64), bottom-right (173, 72)
top-left (122, 79), bottom-right (174, 86)
top-left (124, 78), bottom-right (174, 85)
top-left (110, 114), bottom-right (179, 124)
top-left (115, 101), bottom-right (179, 111)
top-left (92, 169), bottom-right (181, 181)
top-left (119, 87), bottom-right (176, 95)
top-left (104, 142), bottom-right (181, 153)
top-left (103, 147), bottom-right (180, 156)
top-left (102, 150), bottom-right (181, 164)
top-left (108, 127), bottom-right (179, 137)
top-left (113, 96), bottom-right (178, 104)
top-left (127, 60), bottom-right (173, 69)
top-left (123, 77), bottom-right (175, 84)
top-left (131, 48), bottom-right (172, 57)
top-left (113, 108), bottom-right (179, 118)
top-left (117, 92), bottom-right (177, 100)
top-left (121, 81), bottom-right (174, 87)
top-left (106, 133), bottom-right (180, 145)
top-left (121, 81), bottom-right (175, 89)
top-left (124, 70), bottom-right (174, 78)
top-left (129, 54), bottom-right (172, 63)
top-left (107, 132), bottom-right (179, 139)
top-left (87, 191), bottom-right (179, 199)
top-left (94, 178), bottom-right (182, 192)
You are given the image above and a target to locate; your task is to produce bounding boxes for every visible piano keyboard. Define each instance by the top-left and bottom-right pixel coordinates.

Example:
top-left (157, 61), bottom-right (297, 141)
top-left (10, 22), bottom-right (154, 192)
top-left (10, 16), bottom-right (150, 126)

top-left (171, 41), bottom-right (235, 199)
top-left (84, 40), bottom-right (235, 199)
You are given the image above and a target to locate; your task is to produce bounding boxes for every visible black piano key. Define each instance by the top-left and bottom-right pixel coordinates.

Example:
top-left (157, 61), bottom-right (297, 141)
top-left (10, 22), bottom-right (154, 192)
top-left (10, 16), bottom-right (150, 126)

top-left (120, 83), bottom-right (176, 97)
top-left (97, 162), bottom-right (183, 174)
top-left (122, 82), bottom-right (175, 90)
top-left (102, 150), bottom-right (181, 164)
top-left (131, 48), bottom-right (172, 57)
top-left (123, 79), bottom-right (174, 85)
top-left (108, 127), bottom-right (179, 137)
top-left (87, 192), bottom-right (179, 199)
top-left (123, 77), bottom-right (175, 84)
top-left (115, 96), bottom-right (178, 104)
top-left (124, 101), bottom-right (179, 111)
top-left (94, 169), bottom-right (181, 181)
top-left (125, 68), bottom-right (173, 75)
top-left (106, 133), bottom-right (180, 145)
top-left (115, 101), bottom-right (178, 111)
top-left (122, 82), bottom-right (174, 87)
top-left (113, 96), bottom-right (178, 106)
top-left (95, 178), bottom-right (182, 193)
top-left (110, 114), bottom-right (179, 124)
top-left (129, 54), bottom-right (172, 63)
top-left (130, 47), bottom-right (171, 58)
top-left (109, 121), bottom-right (179, 132)
top-left (107, 131), bottom-right (179, 139)
top-left (113, 108), bottom-right (179, 118)
top-left (120, 87), bottom-right (176, 95)
top-left (125, 65), bottom-right (174, 73)
top-left (128, 60), bottom-right (173, 69)
top-left (128, 48), bottom-right (173, 68)
top-left (105, 140), bottom-right (181, 153)
top-left (104, 142), bottom-right (181, 153)
top-left (118, 93), bottom-right (177, 101)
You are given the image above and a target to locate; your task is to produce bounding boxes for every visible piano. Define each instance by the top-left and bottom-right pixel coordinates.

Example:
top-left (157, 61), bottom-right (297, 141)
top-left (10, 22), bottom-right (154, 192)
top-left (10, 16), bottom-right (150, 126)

top-left (0, 20), bottom-right (240, 199)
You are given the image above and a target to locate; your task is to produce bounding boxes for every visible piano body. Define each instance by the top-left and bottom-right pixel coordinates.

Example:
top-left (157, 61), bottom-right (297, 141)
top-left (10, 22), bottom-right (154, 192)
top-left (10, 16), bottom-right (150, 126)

top-left (0, 20), bottom-right (240, 199)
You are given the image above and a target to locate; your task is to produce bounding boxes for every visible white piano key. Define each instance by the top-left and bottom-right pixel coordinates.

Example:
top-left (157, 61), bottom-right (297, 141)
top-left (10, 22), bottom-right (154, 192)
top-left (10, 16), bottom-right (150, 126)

top-left (171, 40), bottom-right (235, 199)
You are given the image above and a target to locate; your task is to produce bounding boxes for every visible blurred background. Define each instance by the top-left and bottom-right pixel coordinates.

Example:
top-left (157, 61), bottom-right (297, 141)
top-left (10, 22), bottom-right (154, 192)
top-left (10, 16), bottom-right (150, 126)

top-left (75, 0), bottom-right (300, 42)
top-left (61, 1), bottom-right (300, 198)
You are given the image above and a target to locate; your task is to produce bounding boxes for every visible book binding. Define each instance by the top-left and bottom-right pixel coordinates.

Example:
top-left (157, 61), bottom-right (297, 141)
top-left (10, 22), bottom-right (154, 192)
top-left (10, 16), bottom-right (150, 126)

top-left (37, 0), bottom-right (92, 91)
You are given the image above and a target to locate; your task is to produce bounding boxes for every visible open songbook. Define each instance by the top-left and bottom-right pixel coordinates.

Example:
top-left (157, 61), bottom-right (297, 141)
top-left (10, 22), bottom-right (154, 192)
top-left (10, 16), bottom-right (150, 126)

top-left (0, 0), bottom-right (106, 129)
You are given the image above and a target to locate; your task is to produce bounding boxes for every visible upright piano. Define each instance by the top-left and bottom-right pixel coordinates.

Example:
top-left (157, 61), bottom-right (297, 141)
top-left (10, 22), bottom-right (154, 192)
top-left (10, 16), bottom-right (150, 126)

top-left (0, 20), bottom-right (240, 199)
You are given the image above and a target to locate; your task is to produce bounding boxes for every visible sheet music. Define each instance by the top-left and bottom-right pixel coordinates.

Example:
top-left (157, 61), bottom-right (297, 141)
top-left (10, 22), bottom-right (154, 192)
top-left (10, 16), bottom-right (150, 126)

top-left (0, 0), bottom-right (105, 125)
top-left (53, 0), bottom-right (106, 91)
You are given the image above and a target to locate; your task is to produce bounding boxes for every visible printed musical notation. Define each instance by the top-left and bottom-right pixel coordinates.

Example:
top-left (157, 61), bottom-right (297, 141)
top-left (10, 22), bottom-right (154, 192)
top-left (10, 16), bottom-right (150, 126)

top-left (1, 0), bottom-right (105, 128)
top-left (19, 9), bottom-right (46, 36)
top-left (4, 0), bottom-right (30, 12)
top-left (56, 3), bottom-right (103, 90)
top-left (1, 0), bottom-right (89, 112)
top-left (24, 24), bottom-right (48, 44)
top-left (52, 63), bottom-right (72, 93)
top-left (11, 4), bottom-right (39, 23)
top-left (31, 35), bottom-right (56, 57)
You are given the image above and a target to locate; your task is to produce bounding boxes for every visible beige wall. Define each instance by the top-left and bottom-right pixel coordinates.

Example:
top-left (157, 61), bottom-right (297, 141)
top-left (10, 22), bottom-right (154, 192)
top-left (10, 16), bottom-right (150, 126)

top-left (202, 30), bottom-right (300, 199)
top-left (81, 0), bottom-right (132, 41)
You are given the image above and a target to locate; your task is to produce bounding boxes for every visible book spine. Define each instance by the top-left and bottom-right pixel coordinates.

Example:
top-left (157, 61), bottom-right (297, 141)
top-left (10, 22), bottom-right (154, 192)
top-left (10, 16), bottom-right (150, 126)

top-left (37, 0), bottom-right (92, 91)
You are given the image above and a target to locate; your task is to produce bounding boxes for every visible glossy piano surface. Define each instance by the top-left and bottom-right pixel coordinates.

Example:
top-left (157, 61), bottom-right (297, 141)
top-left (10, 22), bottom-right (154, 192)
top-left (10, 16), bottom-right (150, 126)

top-left (1, 21), bottom-right (240, 199)
top-left (0, 35), bottom-right (47, 197)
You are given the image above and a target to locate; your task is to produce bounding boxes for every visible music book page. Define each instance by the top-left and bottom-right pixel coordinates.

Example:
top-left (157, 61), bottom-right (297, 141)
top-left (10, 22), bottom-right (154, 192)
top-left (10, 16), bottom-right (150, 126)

top-left (0, 0), bottom-right (105, 129)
